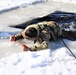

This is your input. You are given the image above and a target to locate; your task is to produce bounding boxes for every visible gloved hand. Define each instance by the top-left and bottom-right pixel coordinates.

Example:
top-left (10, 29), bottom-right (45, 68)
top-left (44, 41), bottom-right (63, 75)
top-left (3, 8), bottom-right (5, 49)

top-left (10, 35), bottom-right (16, 42)
top-left (21, 44), bottom-right (30, 51)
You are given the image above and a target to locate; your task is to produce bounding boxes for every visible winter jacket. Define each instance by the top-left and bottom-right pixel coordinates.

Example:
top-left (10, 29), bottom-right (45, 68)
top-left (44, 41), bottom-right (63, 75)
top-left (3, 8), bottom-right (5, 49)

top-left (14, 21), bottom-right (62, 51)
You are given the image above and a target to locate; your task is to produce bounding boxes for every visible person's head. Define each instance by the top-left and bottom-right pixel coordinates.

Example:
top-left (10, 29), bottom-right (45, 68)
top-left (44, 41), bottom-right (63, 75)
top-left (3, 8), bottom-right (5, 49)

top-left (25, 27), bottom-right (38, 38)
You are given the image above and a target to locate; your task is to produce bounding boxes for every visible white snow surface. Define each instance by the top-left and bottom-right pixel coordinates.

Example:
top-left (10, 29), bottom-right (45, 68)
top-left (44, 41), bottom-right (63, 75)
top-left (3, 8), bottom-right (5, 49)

top-left (0, 0), bottom-right (76, 12)
top-left (0, 0), bottom-right (76, 75)
top-left (0, 47), bottom-right (76, 75)
top-left (0, 0), bottom-right (44, 11)
top-left (51, 0), bottom-right (76, 4)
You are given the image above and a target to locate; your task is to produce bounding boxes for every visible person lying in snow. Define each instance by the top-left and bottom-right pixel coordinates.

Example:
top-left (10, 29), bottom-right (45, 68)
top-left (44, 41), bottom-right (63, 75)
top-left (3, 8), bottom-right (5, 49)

top-left (10, 21), bottom-right (62, 51)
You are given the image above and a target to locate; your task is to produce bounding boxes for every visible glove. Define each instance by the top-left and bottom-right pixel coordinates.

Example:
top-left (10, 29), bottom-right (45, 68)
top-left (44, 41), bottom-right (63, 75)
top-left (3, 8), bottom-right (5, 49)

top-left (10, 35), bottom-right (16, 42)
top-left (21, 44), bottom-right (30, 51)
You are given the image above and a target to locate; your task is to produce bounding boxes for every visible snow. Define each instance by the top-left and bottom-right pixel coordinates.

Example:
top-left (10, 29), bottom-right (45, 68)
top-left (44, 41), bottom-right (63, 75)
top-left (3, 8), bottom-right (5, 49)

top-left (0, 48), bottom-right (76, 75)
top-left (0, 46), bottom-right (76, 75)
top-left (52, 0), bottom-right (76, 4)
top-left (0, 0), bottom-right (44, 12)
top-left (0, 0), bottom-right (76, 75)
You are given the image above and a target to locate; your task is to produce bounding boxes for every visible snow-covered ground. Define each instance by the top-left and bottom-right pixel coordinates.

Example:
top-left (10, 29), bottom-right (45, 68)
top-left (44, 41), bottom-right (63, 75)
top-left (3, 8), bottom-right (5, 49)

top-left (52, 0), bottom-right (76, 4)
top-left (0, 0), bottom-right (76, 75)
top-left (0, 0), bottom-right (44, 12)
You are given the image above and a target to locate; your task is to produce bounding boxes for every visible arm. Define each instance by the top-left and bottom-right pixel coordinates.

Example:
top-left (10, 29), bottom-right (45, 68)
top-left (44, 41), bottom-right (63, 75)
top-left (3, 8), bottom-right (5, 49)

top-left (15, 31), bottom-right (24, 41)
top-left (29, 41), bottom-right (48, 51)
top-left (29, 30), bottom-right (50, 51)
top-left (10, 31), bottom-right (24, 42)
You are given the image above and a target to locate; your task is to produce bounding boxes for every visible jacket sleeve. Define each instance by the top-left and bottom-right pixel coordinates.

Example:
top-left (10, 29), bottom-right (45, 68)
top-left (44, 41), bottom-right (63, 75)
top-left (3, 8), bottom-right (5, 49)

top-left (15, 31), bottom-right (24, 41)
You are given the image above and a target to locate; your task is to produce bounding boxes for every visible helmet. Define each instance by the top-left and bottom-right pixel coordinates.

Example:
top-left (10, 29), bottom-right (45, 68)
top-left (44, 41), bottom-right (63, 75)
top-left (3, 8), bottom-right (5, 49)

top-left (25, 27), bottom-right (37, 38)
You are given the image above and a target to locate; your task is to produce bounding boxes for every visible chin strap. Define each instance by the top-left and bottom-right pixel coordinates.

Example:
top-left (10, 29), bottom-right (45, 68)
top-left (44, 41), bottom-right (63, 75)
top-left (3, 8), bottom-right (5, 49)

top-left (60, 37), bottom-right (76, 59)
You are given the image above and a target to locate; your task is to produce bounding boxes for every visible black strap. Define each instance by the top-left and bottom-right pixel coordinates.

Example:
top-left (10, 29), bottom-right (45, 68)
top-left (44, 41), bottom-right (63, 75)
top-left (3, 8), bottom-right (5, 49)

top-left (60, 37), bottom-right (76, 59)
